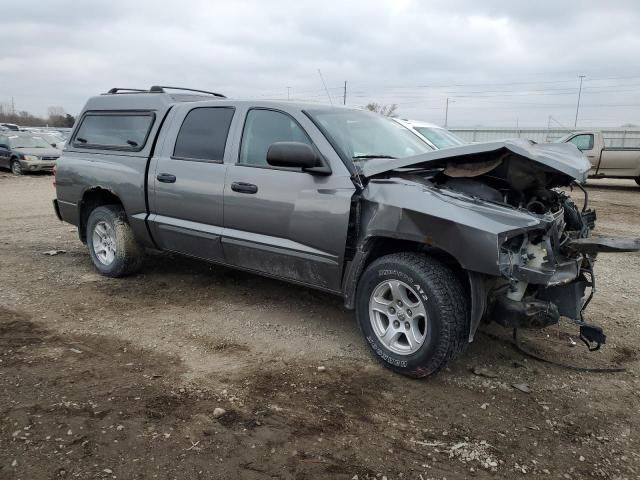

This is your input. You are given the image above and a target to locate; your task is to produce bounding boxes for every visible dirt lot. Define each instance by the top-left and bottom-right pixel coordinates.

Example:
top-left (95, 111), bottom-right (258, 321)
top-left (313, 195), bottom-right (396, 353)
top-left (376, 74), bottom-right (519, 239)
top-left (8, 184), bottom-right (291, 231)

top-left (1, 173), bottom-right (639, 480)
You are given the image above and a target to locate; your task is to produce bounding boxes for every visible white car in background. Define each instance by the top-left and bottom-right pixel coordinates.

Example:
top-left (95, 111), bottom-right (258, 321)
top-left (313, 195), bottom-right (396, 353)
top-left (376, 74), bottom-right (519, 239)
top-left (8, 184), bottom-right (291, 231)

top-left (393, 119), bottom-right (466, 150)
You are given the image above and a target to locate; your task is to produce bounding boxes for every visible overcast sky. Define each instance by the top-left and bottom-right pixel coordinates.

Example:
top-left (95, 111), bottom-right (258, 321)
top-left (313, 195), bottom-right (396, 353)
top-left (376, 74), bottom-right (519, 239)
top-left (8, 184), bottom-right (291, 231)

top-left (2, 0), bottom-right (640, 127)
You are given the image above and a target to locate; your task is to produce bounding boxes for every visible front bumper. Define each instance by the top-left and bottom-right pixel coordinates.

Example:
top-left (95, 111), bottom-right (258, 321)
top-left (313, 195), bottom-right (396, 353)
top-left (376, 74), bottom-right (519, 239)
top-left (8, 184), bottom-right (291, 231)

top-left (19, 159), bottom-right (56, 172)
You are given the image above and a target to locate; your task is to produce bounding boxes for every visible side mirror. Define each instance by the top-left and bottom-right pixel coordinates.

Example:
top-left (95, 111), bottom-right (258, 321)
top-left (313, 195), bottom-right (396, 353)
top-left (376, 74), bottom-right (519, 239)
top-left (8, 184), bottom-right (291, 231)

top-left (267, 142), bottom-right (322, 170)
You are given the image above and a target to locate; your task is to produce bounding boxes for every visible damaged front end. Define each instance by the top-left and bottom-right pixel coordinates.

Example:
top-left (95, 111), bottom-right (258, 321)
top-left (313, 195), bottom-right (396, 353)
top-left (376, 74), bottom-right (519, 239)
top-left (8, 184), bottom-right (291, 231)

top-left (357, 139), bottom-right (639, 350)
top-left (494, 196), bottom-right (595, 331)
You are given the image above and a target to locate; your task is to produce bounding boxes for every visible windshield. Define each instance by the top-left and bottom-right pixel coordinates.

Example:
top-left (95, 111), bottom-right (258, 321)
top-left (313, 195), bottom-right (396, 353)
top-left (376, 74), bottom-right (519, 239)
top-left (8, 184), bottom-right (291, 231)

top-left (414, 126), bottom-right (465, 149)
top-left (8, 135), bottom-right (52, 149)
top-left (37, 133), bottom-right (63, 144)
top-left (307, 109), bottom-right (431, 166)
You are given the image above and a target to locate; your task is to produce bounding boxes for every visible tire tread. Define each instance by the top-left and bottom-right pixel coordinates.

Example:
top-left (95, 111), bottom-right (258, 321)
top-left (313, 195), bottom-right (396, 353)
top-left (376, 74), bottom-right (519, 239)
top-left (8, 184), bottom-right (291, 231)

top-left (87, 205), bottom-right (143, 277)
top-left (358, 252), bottom-right (468, 378)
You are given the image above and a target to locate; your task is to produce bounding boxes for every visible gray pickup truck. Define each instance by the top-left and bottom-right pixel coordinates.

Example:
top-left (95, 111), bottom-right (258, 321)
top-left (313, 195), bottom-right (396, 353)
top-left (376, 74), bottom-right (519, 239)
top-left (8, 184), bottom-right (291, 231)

top-left (53, 86), bottom-right (639, 377)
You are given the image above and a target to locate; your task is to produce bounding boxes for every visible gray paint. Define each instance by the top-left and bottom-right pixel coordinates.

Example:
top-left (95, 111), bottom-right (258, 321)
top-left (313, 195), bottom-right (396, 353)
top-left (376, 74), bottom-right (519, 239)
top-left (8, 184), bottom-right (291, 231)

top-left (55, 91), bottom-right (624, 344)
top-left (359, 177), bottom-right (542, 276)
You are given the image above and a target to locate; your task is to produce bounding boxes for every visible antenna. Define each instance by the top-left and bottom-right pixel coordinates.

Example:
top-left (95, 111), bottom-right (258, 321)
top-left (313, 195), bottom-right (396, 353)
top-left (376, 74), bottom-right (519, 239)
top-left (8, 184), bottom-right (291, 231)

top-left (317, 69), bottom-right (333, 105)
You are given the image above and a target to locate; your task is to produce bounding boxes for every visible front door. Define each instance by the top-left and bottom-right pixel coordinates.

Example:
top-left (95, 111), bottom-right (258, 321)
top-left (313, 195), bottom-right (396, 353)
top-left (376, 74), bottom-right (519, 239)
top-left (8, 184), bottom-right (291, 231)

top-left (0, 136), bottom-right (10, 169)
top-left (568, 133), bottom-right (598, 172)
top-left (222, 108), bottom-right (354, 292)
top-left (147, 106), bottom-right (236, 261)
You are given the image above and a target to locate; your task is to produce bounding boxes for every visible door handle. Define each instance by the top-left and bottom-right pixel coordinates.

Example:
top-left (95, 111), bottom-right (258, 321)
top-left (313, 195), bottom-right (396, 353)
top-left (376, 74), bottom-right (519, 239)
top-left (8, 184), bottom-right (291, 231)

top-left (231, 182), bottom-right (258, 194)
top-left (157, 173), bottom-right (176, 183)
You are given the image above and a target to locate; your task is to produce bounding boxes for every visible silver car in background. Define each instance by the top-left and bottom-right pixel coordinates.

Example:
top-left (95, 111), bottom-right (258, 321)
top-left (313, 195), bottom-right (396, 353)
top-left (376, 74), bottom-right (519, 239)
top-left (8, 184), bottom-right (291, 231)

top-left (393, 118), bottom-right (466, 150)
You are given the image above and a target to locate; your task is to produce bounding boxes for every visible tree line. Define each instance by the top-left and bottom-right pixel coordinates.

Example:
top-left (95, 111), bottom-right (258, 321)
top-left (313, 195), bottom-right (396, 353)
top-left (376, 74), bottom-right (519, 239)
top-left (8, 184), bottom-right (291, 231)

top-left (0, 105), bottom-right (75, 128)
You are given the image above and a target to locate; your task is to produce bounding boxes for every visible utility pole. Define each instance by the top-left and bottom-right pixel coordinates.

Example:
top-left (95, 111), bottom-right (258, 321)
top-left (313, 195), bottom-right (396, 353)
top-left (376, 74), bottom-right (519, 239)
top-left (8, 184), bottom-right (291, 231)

top-left (444, 97), bottom-right (454, 127)
top-left (317, 69), bottom-right (333, 105)
top-left (343, 80), bottom-right (347, 105)
top-left (574, 75), bottom-right (585, 128)
top-left (11, 96), bottom-right (15, 115)
top-left (286, 87), bottom-right (291, 101)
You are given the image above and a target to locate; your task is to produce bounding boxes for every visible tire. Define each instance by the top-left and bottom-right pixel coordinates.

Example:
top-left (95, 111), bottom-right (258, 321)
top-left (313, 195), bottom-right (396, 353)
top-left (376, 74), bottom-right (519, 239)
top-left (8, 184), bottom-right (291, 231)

top-left (86, 205), bottom-right (143, 277)
top-left (11, 159), bottom-right (23, 176)
top-left (355, 253), bottom-right (468, 378)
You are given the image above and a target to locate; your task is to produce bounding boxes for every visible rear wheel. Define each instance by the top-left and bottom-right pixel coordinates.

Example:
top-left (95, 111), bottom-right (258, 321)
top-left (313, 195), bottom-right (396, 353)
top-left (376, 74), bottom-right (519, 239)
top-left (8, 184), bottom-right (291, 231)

top-left (355, 253), bottom-right (468, 378)
top-left (86, 205), bottom-right (143, 277)
top-left (11, 160), bottom-right (22, 176)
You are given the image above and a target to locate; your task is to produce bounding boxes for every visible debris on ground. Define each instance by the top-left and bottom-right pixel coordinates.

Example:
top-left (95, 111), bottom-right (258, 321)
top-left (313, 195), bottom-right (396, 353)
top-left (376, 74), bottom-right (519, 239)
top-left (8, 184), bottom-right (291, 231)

top-left (512, 383), bottom-right (531, 394)
top-left (212, 407), bottom-right (226, 418)
top-left (42, 249), bottom-right (66, 256)
top-left (472, 366), bottom-right (498, 378)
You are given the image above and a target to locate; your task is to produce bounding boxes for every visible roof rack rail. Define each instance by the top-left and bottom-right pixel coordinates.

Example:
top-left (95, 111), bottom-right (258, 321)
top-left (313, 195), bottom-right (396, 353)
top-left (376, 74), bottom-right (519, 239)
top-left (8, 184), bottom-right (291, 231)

top-left (106, 88), bottom-right (148, 94)
top-left (149, 85), bottom-right (226, 98)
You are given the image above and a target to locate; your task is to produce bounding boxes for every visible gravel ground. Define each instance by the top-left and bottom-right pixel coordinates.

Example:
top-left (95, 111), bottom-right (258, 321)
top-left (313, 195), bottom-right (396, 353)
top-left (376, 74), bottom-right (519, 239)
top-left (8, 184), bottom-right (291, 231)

top-left (0, 173), bottom-right (639, 479)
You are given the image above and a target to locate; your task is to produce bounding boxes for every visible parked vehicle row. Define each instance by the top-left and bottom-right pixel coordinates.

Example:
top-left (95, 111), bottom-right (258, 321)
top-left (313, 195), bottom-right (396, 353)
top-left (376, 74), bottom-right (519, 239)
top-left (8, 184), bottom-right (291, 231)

top-left (0, 132), bottom-right (62, 174)
top-left (52, 86), bottom-right (639, 377)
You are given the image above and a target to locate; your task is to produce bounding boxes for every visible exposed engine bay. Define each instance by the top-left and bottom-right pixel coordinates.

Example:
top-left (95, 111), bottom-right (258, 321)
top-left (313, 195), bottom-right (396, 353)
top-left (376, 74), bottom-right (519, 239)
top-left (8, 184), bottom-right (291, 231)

top-left (358, 140), bottom-right (640, 351)
top-left (437, 153), bottom-right (601, 346)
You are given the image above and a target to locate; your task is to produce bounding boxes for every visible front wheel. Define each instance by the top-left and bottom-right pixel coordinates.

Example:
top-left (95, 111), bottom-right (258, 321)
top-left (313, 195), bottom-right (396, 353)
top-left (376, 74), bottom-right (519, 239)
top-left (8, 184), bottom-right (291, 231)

top-left (11, 160), bottom-right (23, 176)
top-left (355, 253), bottom-right (469, 378)
top-left (86, 205), bottom-right (143, 277)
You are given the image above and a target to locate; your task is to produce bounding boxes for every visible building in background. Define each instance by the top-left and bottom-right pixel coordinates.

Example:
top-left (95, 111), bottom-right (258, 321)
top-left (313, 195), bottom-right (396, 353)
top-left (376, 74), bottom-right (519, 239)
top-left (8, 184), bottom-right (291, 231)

top-left (449, 127), bottom-right (640, 148)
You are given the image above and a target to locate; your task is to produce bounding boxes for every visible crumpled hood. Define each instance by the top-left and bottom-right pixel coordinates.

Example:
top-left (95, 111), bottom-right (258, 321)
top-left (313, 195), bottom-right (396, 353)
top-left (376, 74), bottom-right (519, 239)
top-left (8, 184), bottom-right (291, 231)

top-left (14, 147), bottom-right (62, 157)
top-left (360, 139), bottom-right (591, 182)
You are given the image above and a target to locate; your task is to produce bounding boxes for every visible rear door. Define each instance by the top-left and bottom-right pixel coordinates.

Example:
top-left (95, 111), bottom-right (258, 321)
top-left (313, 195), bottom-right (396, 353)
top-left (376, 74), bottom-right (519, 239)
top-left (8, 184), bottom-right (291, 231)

top-left (147, 105), bottom-right (236, 261)
top-left (221, 107), bottom-right (355, 292)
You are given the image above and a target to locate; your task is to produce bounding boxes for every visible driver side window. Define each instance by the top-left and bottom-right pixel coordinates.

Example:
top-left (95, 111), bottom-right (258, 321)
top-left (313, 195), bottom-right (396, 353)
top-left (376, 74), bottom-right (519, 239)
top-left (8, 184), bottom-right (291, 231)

top-left (239, 109), bottom-right (313, 167)
top-left (570, 134), bottom-right (594, 151)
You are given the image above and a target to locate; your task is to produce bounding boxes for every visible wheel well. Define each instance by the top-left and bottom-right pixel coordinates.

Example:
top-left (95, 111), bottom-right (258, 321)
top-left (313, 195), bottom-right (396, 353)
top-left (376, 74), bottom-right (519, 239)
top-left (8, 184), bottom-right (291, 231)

top-left (79, 188), bottom-right (123, 242)
top-left (343, 235), bottom-right (477, 340)
top-left (363, 237), bottom-right (469, 288)
top-left (343, 236), bottom-right (474, 310)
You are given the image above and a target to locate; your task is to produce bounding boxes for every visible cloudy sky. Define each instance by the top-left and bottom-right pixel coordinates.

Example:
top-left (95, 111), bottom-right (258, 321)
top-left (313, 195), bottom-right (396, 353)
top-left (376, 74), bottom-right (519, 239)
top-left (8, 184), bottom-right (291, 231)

top-left (2, 0), bottom-right (640, 127)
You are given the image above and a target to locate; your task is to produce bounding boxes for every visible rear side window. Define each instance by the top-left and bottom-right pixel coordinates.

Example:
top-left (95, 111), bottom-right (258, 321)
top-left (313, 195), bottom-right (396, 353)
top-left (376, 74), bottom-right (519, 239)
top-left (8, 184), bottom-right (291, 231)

top-left (73, 113), bottom-right (154, 151)
top-left (173, 107), bottom-right (235, 162)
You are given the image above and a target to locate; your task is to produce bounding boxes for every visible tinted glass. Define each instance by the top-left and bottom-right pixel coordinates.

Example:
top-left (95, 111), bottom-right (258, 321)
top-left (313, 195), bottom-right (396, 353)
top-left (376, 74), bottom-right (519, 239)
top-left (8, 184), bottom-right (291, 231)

top-left (570, 134), bottom-right (594, 151)
top-left (74, 114), bottom-right (154, 150)
top-left (239, 109), bottom-right (312, 166)
top-left (173, 107), bottom-right (235, 161)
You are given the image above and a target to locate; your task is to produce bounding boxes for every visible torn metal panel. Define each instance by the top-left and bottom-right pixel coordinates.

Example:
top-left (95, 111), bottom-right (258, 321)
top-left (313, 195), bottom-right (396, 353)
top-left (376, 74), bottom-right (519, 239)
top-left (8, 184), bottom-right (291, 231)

top-left (359, 178), bottom-right (543, 277)
top-left (361, 139), bottom-right (591, 183)
top-left (567, 237), bottom-right (640, 254)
